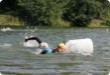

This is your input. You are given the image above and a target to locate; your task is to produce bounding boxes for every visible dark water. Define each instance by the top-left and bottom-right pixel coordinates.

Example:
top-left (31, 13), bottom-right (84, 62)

top-left (0, 28), bottom-right (110, 75)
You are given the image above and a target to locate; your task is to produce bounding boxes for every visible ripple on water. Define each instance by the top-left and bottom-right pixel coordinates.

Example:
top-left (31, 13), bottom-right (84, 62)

top-left (0, 28), bottom-right (110, 75)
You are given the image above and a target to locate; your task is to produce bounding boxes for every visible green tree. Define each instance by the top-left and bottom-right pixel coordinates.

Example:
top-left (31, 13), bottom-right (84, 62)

top-left (63, 0), bottom-right (102, 27)
top-left (0, 0), bottom-right (19, 11)
top-left (101, 2), bottom-right (110, 26)
top-left (24, 0), bottom-right (68, 26)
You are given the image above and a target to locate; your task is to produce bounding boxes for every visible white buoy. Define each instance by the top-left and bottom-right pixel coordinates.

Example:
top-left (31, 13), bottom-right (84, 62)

top-left (108, 73), bottom-right (110, 75)
top-left (65, 38), bottom-right (93, 55)
top-left (0, 72), bottom-right (2, 75)
top-left (0, 0), bottom-right (2, 2)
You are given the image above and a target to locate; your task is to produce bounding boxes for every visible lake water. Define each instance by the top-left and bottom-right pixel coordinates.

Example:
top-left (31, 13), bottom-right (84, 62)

top-left (0, 27), bottom-right (110, 75)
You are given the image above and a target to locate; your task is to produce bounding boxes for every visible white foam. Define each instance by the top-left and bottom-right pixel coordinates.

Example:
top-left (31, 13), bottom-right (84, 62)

top-left (0, 43), bottom-right (12, 47)
top-left (65, 38), bottom-right (93, 55)
top-left (1, 27), bottom-right (12, 32)
top-left (30, 49), bottom-right (43, 55)
top-left (23, 40), bottom-right (40, 47)
top-left (35, 49), bottom-right (43, 55)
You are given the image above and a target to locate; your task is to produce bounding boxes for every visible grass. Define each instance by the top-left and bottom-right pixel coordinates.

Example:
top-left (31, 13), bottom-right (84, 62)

top-left (0, 14), bottom-right (109, 28)
top-left (50, 18), bottom-right (71, 27)
top-left (0, 14), bottom-right (24, 26)
top-left (88, 19), bottom-right (106, 27)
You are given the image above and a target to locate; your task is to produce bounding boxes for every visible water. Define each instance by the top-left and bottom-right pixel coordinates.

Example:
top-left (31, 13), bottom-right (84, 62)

top-left (0, 27), bottom-right (110, 75)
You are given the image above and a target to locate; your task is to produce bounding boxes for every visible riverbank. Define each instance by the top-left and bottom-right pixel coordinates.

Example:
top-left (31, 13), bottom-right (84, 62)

top-left (0, 14), bottom-right (109, 28)
top-left (0, 14), bottom-right (24, 26)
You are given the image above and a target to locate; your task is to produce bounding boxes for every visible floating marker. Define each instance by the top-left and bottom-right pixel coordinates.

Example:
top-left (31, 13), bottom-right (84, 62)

top-left (65, 38), bottom-right (93, 55)
top-left (108, 73), bottom-right (110, 75)
top-left (0, 72), bottom-right (2, 75)
top-left (0, 0), bottom-right (2, 2)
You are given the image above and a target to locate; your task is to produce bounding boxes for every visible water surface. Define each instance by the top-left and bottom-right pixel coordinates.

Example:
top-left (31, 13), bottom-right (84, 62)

top-left (0, 28), bottom-right (110, 75)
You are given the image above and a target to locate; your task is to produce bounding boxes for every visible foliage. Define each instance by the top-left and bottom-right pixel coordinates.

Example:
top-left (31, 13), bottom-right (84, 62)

top-left (0, 0), bottom-right (110, 27)
top-left (0, 14), bottom-right (24, 26)
top-left (102, 10), bottom-right (110, 26)
top-left (63, 0), bottom-right (102, 27)
top-left (0, 0), bottom-right (18, 11)
top-left (23, 0), bottom-right (69, 26)
top-left (100, 2), bottom-right (110, 26)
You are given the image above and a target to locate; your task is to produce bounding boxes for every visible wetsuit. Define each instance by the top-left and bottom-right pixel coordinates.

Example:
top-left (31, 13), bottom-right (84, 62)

top-left (40, 48), bottom-right (53, 54)
top-left (52, 47), bottom-right (65, 53)
top-left (25, 36), bottom-right (42, 44)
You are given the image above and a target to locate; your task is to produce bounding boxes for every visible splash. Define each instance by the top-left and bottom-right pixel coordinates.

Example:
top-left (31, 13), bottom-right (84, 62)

top-left (30, 49), bottom-right (43, 55)
top-left (0, 43), bottom-right (12, 47)
top-left (23, 36), bottom-right (42, 47)
top-left (1, 27), bottom-right (12, 32)
top-left (23, 40), bottom-right (40, 47)
top-left (35, 49), bottom-right (43, 54)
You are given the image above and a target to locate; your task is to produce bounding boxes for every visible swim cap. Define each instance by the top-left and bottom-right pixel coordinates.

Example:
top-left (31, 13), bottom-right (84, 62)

top-left (25, 36), bottom-right (29, 39)
top-left (58, 43), bottom-right (65, 47)
top-left (40, 42), bottom-right (49, 48)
